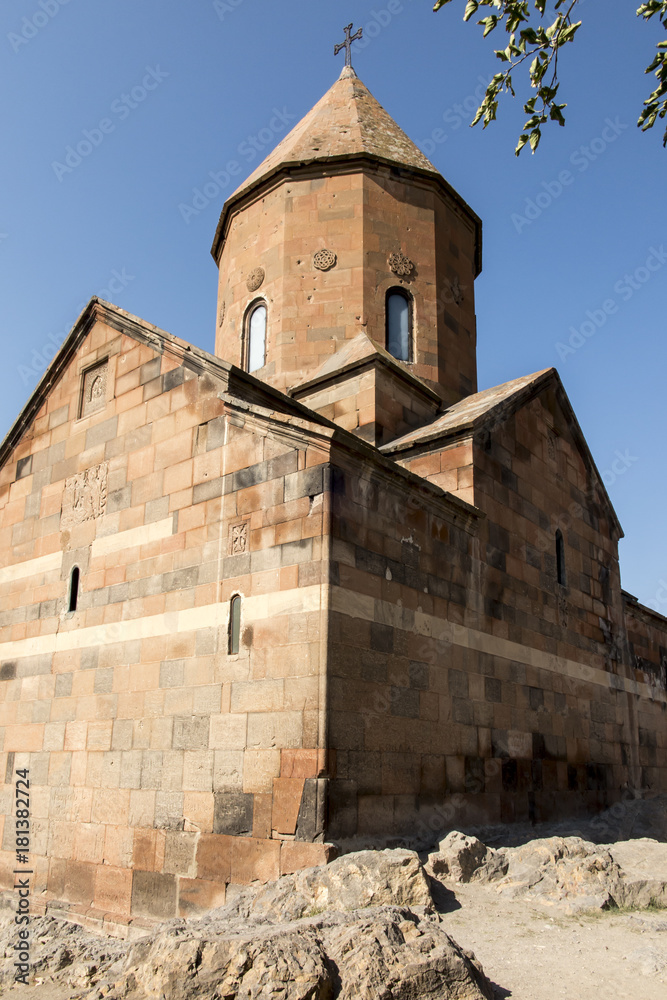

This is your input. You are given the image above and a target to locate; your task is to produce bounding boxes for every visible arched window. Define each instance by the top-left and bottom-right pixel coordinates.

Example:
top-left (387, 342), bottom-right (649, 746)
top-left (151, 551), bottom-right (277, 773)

top-left (386, 289), bottom-right (412, 362)
top-left (555, 529), bottom-right (566, 586)
top-left (246, 302), bottom-right (267, 373)
top-left (228, 595), bottom-right (241, 654)
top-left (68, 566), bottom-right (80, 613)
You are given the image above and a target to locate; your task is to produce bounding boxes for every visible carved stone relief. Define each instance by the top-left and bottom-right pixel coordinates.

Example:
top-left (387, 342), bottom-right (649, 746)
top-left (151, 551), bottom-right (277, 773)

top-left (246, 268), bottom-right (265, 293)
top-left (313, 249), bottom-right (337, 271)
top-left (449, 276), bottom-right (464, 305)
top-left (229, 521), bottom-right (249, 555)
top-left (61, 462), bottom-right (108, 531)
top-left (81, 360), bottom-right (108, 418)
top-left (388, 252), bottom-right (414, 276)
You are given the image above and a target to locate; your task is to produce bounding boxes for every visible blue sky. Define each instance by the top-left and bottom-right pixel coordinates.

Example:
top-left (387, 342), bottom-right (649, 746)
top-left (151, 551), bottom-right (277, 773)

top-left (0, 0), bottom-right (664, 610)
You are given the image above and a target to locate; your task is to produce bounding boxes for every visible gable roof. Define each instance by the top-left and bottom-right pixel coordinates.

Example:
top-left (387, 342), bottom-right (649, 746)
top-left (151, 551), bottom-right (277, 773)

top-left (381, 370), bottom-right (551, 452)
top-left (0, 298), bottom-right (337, 473)
top-left (211, 68), bottom-right (482, 272)
top-left (0, 298), bottom-right (480, 525)
top-left (381, 367), bottom-right (623, 538)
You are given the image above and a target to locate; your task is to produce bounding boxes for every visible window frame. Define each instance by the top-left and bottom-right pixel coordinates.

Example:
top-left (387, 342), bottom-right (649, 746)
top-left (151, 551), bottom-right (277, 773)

top-left (385, 287), bottom-right (414, 363)
top-left (244, 299), bottom-right (268, 373)
top-left (68, 566), bottom-right (80, 613)
top-left (555, 529), bottom-right (566, 587)
top-left (228, 594), bottom-right (242, 655)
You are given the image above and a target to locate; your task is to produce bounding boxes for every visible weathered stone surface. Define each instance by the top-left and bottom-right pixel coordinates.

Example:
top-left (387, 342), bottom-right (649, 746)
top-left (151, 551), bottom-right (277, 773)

top-left (427, 832), bottom-right (507, 884)
top-left (608, 839), bottom-right (667, 909)
top-left (0, 848), bottom-right (495, 1000)
top-left (425, 827), bottom-right (667, 915)
top-left (119, 909), bottom-right (493, 1000)
top-left (489, 835), bottom-right (667, 914)
top-left (239, 848), bottom-right (433, 923)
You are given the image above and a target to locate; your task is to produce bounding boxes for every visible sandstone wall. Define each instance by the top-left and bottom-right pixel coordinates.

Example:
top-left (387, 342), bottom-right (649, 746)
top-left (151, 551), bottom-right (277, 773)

top-left (214, 165), bottom-right (478, 404)
top-left (0, 310), bottom-right (333, 924)
top-left (324, 387), bottom-right (667, 845)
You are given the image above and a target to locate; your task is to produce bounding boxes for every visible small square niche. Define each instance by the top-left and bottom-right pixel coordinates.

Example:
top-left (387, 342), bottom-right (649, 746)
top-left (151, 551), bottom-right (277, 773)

top-left (80, 359), bottom-right (108, 418)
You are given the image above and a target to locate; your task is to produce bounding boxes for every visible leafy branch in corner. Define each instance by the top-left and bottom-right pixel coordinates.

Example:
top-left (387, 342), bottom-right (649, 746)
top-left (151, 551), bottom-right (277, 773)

top-left (638, 1), bottom-right (667, 146)
top-left (433, 0), bottom-right (667, 153)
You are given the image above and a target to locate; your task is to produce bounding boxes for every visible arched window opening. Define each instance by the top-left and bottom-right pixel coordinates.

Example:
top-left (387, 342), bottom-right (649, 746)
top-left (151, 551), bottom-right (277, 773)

top-left (555, 530), bottom-right (566, 586)
top-left (68, 566), bottom-right (80, 613)
top-left (228, 595), bottom-right (241, 654)
top-left (246, 303), bottom-right (267, 373)
top-left (386, 289), bottom-right (412, 362)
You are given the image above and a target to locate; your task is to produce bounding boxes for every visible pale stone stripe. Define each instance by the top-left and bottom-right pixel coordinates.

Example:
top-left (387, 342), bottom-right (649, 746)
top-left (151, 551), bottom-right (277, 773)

top-left (0, 585), bottom-right (324, 660)
top-left (0, 551), bottom-right (62, 587)
top-left (1, 580), bottom-right (659, 705)
top-left (91, 517), bottom-right (174, 558)
top-left (331, 587), bottom-right (666, 705)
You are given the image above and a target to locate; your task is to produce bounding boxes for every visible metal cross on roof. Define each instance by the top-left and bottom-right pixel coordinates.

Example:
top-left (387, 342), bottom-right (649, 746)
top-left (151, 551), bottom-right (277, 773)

top-left (334, 23), bottom-right (362, 68)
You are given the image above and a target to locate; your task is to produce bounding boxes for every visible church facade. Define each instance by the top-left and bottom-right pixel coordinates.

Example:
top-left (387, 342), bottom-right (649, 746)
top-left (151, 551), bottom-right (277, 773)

top-left (1, 65), bottom-right (665, 929)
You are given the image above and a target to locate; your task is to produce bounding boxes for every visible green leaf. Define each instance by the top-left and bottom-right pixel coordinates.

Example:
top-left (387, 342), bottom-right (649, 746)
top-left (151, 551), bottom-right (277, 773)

top-left (515, 133), bottom-right (530, 155)
top-left (478, 15), bottom-right (499, 37)
top-left (463, 0), bottom-right (479, 21)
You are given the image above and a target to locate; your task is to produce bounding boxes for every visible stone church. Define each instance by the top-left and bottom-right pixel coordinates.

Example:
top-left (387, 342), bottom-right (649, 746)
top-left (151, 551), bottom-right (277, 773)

top-left (1, 61), bottom-right (665, 930)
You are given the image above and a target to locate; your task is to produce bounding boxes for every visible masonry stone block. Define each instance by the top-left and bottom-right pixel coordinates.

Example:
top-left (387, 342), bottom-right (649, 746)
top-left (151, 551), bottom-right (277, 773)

top-left (131, 870), bottom-right (178, 920)
top-left (173, 715), bottom-right (209, 751)
top-left (246, 712), bottom-right (303, 751)
top-left (155, 791), bottom-right (185, 831)
top-left (213, 790), bottom-right (254, 836)
top-left (213, 750), bottom-right (244, 791)
top-left (196, 833), bottom-right (233, 883)
top-left (242, 750), bottom-right (281, 793)
top-left (230, 836), bottom-right (281, 884)
top-left (178, 876), bottom-right (227, 917)
top-left (164, 831), bottom-right (198, 877)
top-left (210, 714), bottom-right (247, 750)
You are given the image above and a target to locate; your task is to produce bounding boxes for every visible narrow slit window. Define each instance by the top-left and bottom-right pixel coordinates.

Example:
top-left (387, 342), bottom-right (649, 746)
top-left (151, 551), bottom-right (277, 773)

top-left (246, 303), bottom-right (267, 373)
top-left (386, 289), bottom-right (412, 362)
top-left (555, 529), bottom-right (566, 586)
top-left (68, 566), bottom-right (80, 613)
top-left (229, 595), bottom-right (241, 654)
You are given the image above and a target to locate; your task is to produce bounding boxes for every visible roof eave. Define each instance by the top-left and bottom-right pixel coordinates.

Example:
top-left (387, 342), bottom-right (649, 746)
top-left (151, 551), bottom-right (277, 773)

top-left (210, 153), bottom-right (483, 276)
top-left (382, 367), bottom-right (624, 540)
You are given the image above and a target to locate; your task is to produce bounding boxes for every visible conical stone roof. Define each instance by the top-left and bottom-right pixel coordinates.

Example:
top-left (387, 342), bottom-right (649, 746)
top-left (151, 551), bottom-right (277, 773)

top-left (211, 67), bottom-right (443, 260)
top-left (232, 66), bottom-right (439, 200)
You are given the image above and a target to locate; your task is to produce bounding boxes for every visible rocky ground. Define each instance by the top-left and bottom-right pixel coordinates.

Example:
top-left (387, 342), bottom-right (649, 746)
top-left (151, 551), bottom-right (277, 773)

top-left (2, 796), bottom-right (666, 999)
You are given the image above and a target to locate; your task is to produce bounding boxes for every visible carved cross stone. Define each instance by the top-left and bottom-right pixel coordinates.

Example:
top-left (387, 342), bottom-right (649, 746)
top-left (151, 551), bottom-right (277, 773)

top-left (334, 23), bottom-right (362, 68)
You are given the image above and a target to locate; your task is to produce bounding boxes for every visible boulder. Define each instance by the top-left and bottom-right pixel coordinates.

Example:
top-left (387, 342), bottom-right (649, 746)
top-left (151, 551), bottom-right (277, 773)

top-left (493, 836), bottom-right (667, 914)
top-left (232, 847), bottom-right (434, 922)
top-left (608, 839), bottom-right (667, 909)
top-left (427, 832), bottom-right (507, 884)
top-left (0, 850), bottom-right (495, 1000)
top-left (122, 908), bottom-right (494, 1000)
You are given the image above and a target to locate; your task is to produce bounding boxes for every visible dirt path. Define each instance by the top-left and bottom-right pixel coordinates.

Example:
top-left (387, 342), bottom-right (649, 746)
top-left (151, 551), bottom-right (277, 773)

top-left (442, 882), bottom-right (667, 999)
